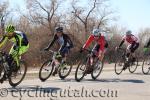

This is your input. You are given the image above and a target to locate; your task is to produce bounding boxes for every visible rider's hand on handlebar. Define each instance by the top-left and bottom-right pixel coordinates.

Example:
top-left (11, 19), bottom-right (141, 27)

top-left (115, 47), bottom-right (120, 51)
top-left (44, 47), bottom-right (49, 51)
top-left (79, 48), bottom-right (84, 53)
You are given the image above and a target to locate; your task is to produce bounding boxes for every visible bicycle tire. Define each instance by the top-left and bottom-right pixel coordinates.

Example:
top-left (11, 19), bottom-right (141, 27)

top-left (9, 61), bottom-right (27, 87)
top-left (39, 59), bottom-right (54, 82)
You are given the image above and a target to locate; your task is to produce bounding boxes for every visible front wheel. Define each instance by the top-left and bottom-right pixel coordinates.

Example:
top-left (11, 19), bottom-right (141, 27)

top-left (115, 56), bottom-right (124, 75)
top-left (75, 58), bottom-right (88, 82)
top-left (8, 61), bottom-right (27, 87)
top-left (58, 62), bottom-right (72, 79)
top-left (39, 59), bottom-right (54, 82)
top-left (142, 56), bottom-right (150, 75)
top-left (91, 59), bottom-right (104, 80)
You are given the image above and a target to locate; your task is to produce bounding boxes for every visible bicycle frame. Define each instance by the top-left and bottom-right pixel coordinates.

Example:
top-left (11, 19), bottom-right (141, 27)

top-left (48, 50), bottom-right (62, 67)
top-left (84, 49), bottom-right (99, 66)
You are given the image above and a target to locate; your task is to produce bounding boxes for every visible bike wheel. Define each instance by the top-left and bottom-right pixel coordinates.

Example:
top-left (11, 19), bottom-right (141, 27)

top-left (115, 56), bottom-right (124, 75)
top-left (39, 59), bottom-right (54, 82)
top-left (128, 58), bottom-right (138, 73)
top-left (9, 61), bottom-right (27, 87)
top-left (142, 56), bottom-right (150, 75)
top-left (91, 59), bottom-right (104, 80)
top-left (58, 62), bottom-right (73, 80)
top-left (75, 58), bottom-right (87, 82)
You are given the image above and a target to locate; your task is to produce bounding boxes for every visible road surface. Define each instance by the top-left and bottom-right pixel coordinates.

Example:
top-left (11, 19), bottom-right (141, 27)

top-left (0, 63), bottom-right (150, 100)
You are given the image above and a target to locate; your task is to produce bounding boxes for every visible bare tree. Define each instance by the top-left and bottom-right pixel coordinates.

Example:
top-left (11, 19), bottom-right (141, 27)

top-left (0, 1), bottom-right (9, 34)
top-left (25, 0), bottom-right (64, 35)
top-left (71, 0), bottom-right (115, 41)
top-left (138, 28), bottom-right (150, 44)
top-left (71, 0), bottom-right (97, 34)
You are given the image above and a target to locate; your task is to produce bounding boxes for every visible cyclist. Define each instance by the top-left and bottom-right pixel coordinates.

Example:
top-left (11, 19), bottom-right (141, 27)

top-left (80, 28), bottom-right (108, 73)
top-left (116, 30), bottom-right (139, 69)
top-left (0, 25), bottom-right (29, 83)
top-left (44, 27), bottom-right (73, 75)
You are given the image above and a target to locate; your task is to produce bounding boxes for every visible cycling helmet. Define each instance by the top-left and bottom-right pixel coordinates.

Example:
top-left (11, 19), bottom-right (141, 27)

top-left (5, 25), bottom-right (15, 33)
top-left (126, 30), bottom-right (132, 35)
top-left (92, 29), bottom-right (101, 36)
top-left (55, 27), bottom-right (63, 33)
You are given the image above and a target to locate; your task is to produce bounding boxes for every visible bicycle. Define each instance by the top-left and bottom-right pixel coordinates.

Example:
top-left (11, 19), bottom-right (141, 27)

top-left (39, 50), bottom-right (72, 81)
top-left (142, 52), bottom-right (150, 75)
top-left (75, 49), bottom-right (104, 82)
top-left (0, 51), bottom-right (27, 87)
top-left (114, 48), bottom-right (138, 75)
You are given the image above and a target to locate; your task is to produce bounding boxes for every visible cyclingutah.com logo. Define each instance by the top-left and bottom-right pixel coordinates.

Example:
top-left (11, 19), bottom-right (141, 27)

top-left (0, 86), bottom-right (118, 99)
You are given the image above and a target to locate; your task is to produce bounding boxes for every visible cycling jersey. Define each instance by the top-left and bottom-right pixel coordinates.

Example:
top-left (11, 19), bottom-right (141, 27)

top-left (119, 34), bottom-right (139, 53)
top-left (119, 34), bottom-right (139, 48)
top-left (0, 31), bottom-right (29, 67)
top-left (46, 33), bottom-right (73, 52)
top-left (122, 35), bottom-right (139, 44)
top-left (83, 35), bottom-right (105, 52)
top-left (0, 31), bottom-right (29, 48)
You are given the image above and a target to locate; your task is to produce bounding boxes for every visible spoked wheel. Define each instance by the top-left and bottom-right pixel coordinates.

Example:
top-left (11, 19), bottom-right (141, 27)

top-left (91, 59), bottom-right (104, 80)
top-left (128, 57), bottom-right (138, 73)
top-left (75, 58), bottom-right (88, 82)
top-left (142, 56), bottom-right (150, 75)
top-left (9, 61), bottom-right (27, 87)
top-left (39, 59), bottom-right (54, 82)
top-left (114, 50), bottom-right (125, 75)
top-left (58, 62), bottom-right (73, 79)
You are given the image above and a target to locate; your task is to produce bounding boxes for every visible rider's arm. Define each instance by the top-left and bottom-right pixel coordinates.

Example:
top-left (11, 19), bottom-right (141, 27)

top-left (46, 34), bottom-right (57, 50)
top-left (119, 40), bottom-right (125, 48)
top-left (119, 36), bottom-right (125, 48)
top-left (0, 36), bottom-right (8, 48)
top-left (82, 35), bottom-right (94, 49)
top-left (66, 34), bottom-right (73, 48)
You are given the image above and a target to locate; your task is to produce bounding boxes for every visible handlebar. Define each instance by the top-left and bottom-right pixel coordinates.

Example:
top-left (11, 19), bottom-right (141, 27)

top-left (83, 49), bottom-right (93, 53)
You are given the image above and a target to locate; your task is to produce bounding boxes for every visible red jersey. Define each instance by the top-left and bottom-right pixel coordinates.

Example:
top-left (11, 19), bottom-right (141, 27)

top-left (83, 35), bottom-right (105, 52)
top-left (122, 35), bottom-right (139, 44)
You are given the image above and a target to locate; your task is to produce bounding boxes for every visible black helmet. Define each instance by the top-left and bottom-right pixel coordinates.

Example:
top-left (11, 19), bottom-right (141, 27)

top-left (55, 27), bottom-right (63, 33)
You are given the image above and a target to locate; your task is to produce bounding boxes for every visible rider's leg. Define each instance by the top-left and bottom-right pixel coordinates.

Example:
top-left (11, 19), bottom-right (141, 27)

top-left (126, 44), bottom-right (133, 61)
top-left (91, 44), bottom-right (100, 65)
top-left (53, 47), bottom-right (70, 76)
top-left (60, 47), bottom-right (70, 63)
top-left (9, 45), bottom-right (19, 66)
top-left (98, 51), bottom-right (104, 61)
top-left (129, 42), bottom-right (139, 62)
top-left (9, 45), bottom-right (29, 67)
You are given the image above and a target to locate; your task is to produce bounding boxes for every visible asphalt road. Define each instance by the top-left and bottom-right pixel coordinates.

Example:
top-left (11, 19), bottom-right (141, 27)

top-left (0, 63), bottom-right (150, 100)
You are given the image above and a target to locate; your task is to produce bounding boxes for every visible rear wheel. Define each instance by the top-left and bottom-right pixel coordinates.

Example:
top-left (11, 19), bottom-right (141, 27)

top-left (91, 59), bottom-right (104, 80)
top-left (58, 62), bottom-right (72, 79)
top-left (128, 57), bottom-right (138, 73)
top-left (39, 60), bottom-right (54, 82)
top-left (9, 61), bottom-right (27, 87)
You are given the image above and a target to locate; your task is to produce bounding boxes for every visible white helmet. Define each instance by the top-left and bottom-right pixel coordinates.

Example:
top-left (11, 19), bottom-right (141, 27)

top-left (126, 30), bottom-right (132, 35)
top-left (92, 29), bottom-right (101, 36)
